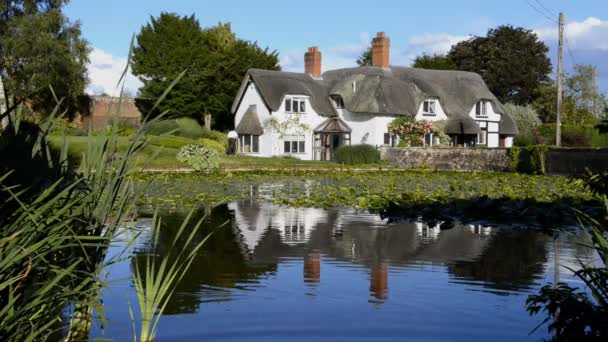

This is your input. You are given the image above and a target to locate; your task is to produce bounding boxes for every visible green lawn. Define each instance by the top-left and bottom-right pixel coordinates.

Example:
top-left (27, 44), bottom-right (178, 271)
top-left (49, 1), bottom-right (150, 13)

top-left (49, 135), bottom-right (389, 171)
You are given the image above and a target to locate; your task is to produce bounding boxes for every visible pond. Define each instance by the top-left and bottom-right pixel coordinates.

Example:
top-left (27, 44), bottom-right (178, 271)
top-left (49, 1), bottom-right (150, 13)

top-left (93, 198), bottom-right (594, 341)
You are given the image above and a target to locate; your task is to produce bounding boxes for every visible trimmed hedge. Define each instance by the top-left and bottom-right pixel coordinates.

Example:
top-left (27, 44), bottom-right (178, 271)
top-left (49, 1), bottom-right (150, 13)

top-left (147, 135), bottom-right (195, 149)
top-left (198, 138), bottom-right (226, 154)
top-left (145, 118), bottom-right (228, 147)
top-left (335, 144), bottom-right (380, 165)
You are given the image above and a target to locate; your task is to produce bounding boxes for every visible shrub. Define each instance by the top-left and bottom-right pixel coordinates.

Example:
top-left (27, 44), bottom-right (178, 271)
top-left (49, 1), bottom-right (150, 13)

top-left (198, 138), bottom-right (226, 154)
top-left (176, 144), bottom-right (220, 171)
top-left (335, 144), bottom-right (380, 165)
top-left (148, 135), bottom-right (196, 149)
top-left (145, 118), bottom-right (228, 147)
top-left (175, 117), bottom-right (206, 139)
top-left (504, 103), bottom-right (541, 133)
top-left (145, 120), bottom-right (179, 135)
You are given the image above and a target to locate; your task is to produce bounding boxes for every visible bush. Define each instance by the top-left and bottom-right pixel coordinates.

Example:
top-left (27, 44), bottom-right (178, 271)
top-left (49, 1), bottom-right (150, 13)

top-left (533, 123), bottom-right (608, 147)
top-left (148, 135), bottom-right (196, 149)
top-left (174, 117), bottom-right (206, 139)
top-left (145, 118), bottom-right (228, 147)
top-left (198, 138), bottom-right (226, 154)
top-left (335, 144), bottom-right (380, 165)
top-left (145, 120), bottom-right (179, 135)
top-left (504, 103), bottom-right (541, 133)
top-left (176, 144), bottom-right (220, 171)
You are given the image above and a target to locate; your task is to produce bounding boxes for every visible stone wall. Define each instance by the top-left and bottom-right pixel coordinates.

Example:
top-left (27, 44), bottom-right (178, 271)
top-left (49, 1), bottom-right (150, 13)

top-left (380, 147), bottom-right (513, 172)
top-left (381, 146), bottom-right (608, 175)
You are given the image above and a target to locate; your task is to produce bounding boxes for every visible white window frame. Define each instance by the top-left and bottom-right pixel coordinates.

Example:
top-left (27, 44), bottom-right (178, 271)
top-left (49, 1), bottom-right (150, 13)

top-left (383, 133), bottom-right (396, 146)
top-left (475, 100), bottom-right (489, 117)
top-left (285, 97), bottom-right (307, 114)
top-left (239, 134), bottom-right (260, 153)
top-left (422, 99), bottom-right (437, 116)
top-left (284, 135), bottom-right (306, 154)
top-left (476, 126), bottom-right (487, 146)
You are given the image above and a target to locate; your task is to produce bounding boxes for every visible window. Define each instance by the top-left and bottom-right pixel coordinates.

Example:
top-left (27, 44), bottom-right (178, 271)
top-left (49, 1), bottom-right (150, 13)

top-left (331, 95), bottom-right (345, 109)
top-left (423, 99), bottom-right (437, 115)
top-left (284, 135), bottom-right (306, 154)
top-left (475, 101), bottom-right (489, 116)
top-left (285, 97), bottom-right (307, 114)
top-left (476, 126), bottom-right (487, 145)
top-left (285, 99), bottom-right (292, 112)
top-left (383, 133), bottom-right (395, 146)
top-left (239, 135), bottom-right (259, 153)
top-left (424, 133), bottom-right (433, 147)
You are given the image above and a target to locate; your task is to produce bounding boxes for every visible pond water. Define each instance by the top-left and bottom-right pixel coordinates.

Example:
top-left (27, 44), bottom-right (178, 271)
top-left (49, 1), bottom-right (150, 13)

top-left (93, 200), bottom-right (594, 341)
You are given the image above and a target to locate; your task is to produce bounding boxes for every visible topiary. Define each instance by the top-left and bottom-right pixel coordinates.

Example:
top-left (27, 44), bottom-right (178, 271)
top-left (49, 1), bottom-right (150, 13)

top-left (198, 138), bottom-right (226, 154)
top-left (335, 144), bottom-right (380, 165)
top-left (176, 144), bottom-right (220, 172)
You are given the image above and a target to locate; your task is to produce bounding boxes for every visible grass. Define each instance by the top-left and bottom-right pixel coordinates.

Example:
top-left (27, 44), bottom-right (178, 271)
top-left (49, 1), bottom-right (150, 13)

top-left (49, 135), bottom-right (392, 171)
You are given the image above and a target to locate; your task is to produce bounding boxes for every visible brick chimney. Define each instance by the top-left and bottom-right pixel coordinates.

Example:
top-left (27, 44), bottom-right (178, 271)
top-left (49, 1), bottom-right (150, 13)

top-left (305, 46), bottom-right (322, 77)
top-left (372, 32), bottom-right (390, 68)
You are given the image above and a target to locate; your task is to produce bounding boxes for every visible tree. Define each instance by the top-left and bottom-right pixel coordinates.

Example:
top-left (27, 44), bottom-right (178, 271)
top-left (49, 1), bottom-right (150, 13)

top-left (532, 68), bottom-right (606, 125)
top-left (412, 53), bottom-right (456, 70)
top-left (504, 103), bottom-right (541, 133)
top-left (356, 46), bottom-right (372, 66)
top-left (132, 13), bottom-right (280, 130)
top-left (0, 1), bottom-right (90, 118)
top-left (565, 64), bottom-right (607, 118)
top-left (448, 25), bottom-right (552, 105)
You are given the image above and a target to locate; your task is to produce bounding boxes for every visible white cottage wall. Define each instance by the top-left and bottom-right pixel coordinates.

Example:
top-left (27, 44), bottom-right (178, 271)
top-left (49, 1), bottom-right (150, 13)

top-left (468, 101), bottom-right (502, 148)
top-left (234, 81), bottom-right (273, 156)
top-left (414, 99), bottom-right (448, 121)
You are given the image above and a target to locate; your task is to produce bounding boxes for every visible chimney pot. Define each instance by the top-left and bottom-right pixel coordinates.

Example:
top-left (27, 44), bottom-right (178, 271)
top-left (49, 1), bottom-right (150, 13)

top-left (372, 32), bottom-right (390, 68)
top-left (305, 46), bottom-right (322, 78)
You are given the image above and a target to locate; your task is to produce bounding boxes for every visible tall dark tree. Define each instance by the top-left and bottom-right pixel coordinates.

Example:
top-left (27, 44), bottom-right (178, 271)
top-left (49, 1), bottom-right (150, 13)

top-left (0, 0), bottom-right (90, 117)
top-left (356, 46), bottom-right (372, 67)
top-left (412, 53), bottom-right (456, 70)
top-left (448, 25), bottom-right (552, 105)
top-left (132, 13), bottom-right (280, 130)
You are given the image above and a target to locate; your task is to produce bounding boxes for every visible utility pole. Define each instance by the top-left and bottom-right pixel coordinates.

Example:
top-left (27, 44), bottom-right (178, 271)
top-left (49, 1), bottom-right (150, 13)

top-left (556, 12), bottom-right (564, 147)
top-left (593, 66), bottom-right (599, 118)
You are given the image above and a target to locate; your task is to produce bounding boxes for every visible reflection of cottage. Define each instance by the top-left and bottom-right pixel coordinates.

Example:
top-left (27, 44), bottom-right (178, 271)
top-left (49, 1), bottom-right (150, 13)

top-left (232, 32), bottom-right (518, 161)
top-left (79, 96), bottom-right (142, 130)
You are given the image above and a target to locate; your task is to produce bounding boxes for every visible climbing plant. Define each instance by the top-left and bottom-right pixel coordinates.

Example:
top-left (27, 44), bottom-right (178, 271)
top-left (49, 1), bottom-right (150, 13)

top-left (388, 116), bottom-right (436, 147)
top-left (264, 116), bottom-right (310, 138)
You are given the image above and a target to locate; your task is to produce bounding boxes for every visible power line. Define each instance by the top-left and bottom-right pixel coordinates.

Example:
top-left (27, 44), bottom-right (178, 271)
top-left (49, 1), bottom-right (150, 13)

top-left (534, 0), bottom-right (558, 19)
top-left (563, 24), bottom-right (578, 67)
top-left (525, 0), bottom-right (557, 23)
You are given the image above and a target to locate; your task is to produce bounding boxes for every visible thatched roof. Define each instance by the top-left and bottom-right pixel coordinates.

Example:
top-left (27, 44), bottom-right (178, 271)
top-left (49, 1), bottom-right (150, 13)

top-left (314, 117), bottom-right (352, 133)
top-left (232, 66), bottom-right (519, 136)
top-left (445, 117), bottom-right (482, 135)
top-left (235, 105), bottom-right (264, 135)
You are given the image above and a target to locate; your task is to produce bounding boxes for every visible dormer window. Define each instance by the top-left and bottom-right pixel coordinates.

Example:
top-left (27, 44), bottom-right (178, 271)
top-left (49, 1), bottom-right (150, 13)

top-left (331, 95), bottom-right (345, 109)
top-left (285, 97), bottom-right (306, 114)
top-left (423, 99), bottom-right (437, 116)
top-left (475, 100), bottom-right (490, 117)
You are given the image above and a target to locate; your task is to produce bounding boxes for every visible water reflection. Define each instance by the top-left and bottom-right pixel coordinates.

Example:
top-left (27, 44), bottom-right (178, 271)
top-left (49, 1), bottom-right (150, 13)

top-left (131, 201), bottom-right (567, 312)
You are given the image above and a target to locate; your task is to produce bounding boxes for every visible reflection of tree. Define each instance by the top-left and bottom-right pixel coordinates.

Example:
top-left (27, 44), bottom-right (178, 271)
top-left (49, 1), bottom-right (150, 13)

top-left (447, 231), bottom-right (548, 292)
top-left (130, 204), bottom-right (277, 315)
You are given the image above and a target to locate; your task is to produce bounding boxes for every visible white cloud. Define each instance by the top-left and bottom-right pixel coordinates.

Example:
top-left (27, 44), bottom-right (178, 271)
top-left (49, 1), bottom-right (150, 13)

top-left (536, 17), bottom-right (608, 50)
top-left (535, 17), bottom-right (608, 91)
top-left (87, 48), bottom-right (141, 96)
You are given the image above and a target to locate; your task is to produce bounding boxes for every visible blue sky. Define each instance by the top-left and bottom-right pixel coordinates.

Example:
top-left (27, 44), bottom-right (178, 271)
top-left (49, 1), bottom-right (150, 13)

top-left (65, 0), bottom-right (608, 95)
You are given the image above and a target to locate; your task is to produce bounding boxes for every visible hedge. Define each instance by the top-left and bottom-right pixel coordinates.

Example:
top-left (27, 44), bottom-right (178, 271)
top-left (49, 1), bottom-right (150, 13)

top-left (335, 144), bottom-right (380, 165)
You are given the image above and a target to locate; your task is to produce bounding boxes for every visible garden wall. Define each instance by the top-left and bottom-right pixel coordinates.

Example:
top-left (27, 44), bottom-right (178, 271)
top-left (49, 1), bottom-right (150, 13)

top-left (545, 148), bottom-right (608, 175)
top-left (380, 146), bottom-right (608, 175)
top-left (380, 147), bottom-right (513, 172)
